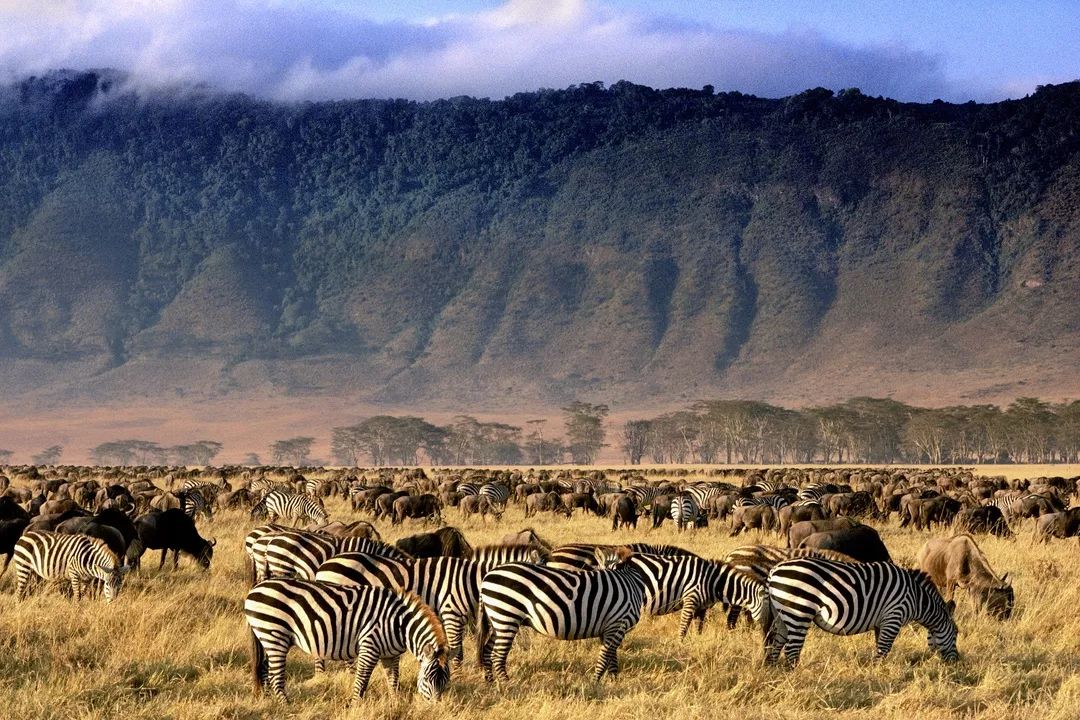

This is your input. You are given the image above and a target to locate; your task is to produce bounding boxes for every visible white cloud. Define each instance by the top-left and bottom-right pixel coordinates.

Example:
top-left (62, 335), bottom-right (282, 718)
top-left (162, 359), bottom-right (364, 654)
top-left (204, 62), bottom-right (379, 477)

top-left (0, 0), bottom-right (1005, 101)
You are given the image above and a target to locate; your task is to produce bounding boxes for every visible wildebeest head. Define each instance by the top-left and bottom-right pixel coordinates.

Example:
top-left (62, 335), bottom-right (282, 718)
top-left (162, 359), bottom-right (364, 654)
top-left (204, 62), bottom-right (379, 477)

top-left (979, 574), bottom-right (1014, 620)
top-left (197, 538), bottom-right (216, 570)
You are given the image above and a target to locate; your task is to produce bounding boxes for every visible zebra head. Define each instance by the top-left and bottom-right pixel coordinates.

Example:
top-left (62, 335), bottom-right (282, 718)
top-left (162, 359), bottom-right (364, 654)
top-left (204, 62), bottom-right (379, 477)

top-left (918, 573), bottom-right (960, 662)
top-left (593, 545), bottom-right (633, 570)
top-left (416, 642), bottom-right (451, 701)
top-left (100, 562), bottom-right (130, 603)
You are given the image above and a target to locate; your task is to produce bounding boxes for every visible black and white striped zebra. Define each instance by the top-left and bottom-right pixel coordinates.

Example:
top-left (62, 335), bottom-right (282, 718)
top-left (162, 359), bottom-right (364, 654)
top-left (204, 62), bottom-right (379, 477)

top-left (632, 554), bottom-right (767, 637)
top-left (178, 488), bottom-right (213, 520)
top-left (478, 547), bottom-right (655, 683)
top-left (14, 530), bottom-right (128, 602)
top-left (479, 483), bottom-right (510, 508)
top-left (250, 530), bottom-right (408, 583)
top-left (736, 494), bottom-right (790, 511)
top-left (315, 544), bottom-right (542, 663)
top-left (797, 484), bottom-right (833, 501)
top-left (245, 580), bottom-right (451, 702)
top-left (686, 484), bottom-right (724, 510)
top-left (670, 495), bottom-right (700, 532)
top-left (259, 489), bottom-right (329, 526)
top-left (249, 477), bottom-right (278, 497)
top-left (622, 485), bottom-right (666, 510)
top-left (763, 557), bottom-right (959, 666)
top-left (547, 542), bottom-right (698, 571)
top-left (456, 483), bottom-right (481, 496)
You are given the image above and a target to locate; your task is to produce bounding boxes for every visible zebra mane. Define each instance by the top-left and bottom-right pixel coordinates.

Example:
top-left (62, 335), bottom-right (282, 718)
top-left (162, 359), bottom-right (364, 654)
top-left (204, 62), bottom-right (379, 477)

top-left (85, 536), bottom-right (120, 565)
top-left (710, 558), bottom-right (764, 586)
top-left (396, 590), bottom-right (449, 649)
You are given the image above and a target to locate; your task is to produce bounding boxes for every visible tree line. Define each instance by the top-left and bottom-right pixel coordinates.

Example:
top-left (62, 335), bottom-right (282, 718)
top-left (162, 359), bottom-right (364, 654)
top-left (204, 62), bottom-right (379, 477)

top-left (622, 397), bottom-right (1080, 465)
top-left (2, 397), bottom-right (1077, 467)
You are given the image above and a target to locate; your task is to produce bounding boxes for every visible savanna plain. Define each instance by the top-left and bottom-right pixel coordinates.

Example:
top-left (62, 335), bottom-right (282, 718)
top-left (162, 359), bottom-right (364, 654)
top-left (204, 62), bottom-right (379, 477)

top-left (3, 465), bottom-right (1080, 720)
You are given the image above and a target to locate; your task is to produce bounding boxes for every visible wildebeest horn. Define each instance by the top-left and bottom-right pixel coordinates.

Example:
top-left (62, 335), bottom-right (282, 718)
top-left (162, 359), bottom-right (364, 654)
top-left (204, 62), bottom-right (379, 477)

top-left (209, 537), bottom-right (217, 547)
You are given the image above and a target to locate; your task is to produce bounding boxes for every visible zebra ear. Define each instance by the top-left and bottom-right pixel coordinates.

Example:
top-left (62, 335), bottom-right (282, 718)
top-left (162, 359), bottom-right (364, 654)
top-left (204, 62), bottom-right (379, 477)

top-left (945, 599), bottom-right (956, 615)
top-left (419, 642), bottom-right (436, 660)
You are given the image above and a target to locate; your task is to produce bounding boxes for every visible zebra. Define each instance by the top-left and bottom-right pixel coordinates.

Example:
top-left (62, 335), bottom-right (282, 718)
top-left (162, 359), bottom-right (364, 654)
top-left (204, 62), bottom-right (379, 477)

top-left (249, 477), bottom-right (278, 497)
top-left (315, 544), bottom-right (542, 663)
top-left (721, 544), bottom-right (858, 628)
top-left (622, 485), bottom-right (666, 510)
top-left (763, 557), bottom-right (959, 666)
top-left (479, 483), bottom-right (510, 508)
top-left (670, 495), bottom-right (700, 532)
top-left (250, 530), bottom-right (408, 583)
top-left (259, 489), bottom-right (328, 526)
top-left (245, 580), bottom-right (450, 702)
top-left (456, 483), bottom-right (481, 496)
top-left (478, 547), bottom-right (661, 684)
top-left (632, 554), bottom-right (768, 637)
top-left (14, 531), bottom-right (128, 602)
top-left (177, 488), bottom-right (213, 520)
top-left (797, 484), bottom-right (834, 501)
top-left (736, 494), bottom-right (790, 511)
top-left (686, 484), bottom-right (724, 511)
top-left (547, 542), bottom-right (698, 571)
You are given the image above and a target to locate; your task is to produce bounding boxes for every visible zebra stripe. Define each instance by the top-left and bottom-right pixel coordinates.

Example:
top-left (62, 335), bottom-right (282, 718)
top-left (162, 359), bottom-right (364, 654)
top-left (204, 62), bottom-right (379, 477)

top-left (631, 554), bottom-right (767, 637)
top-left (547, 542), bottom-right (698, 571)
top-left (315, 544), bottom-right (541, 663)
top-left (479, 483), bottom-right (510, 507)
top-left (245, 580), bottom-right (450, 702)
top-left (259, 490), bottom-right (329, 526)
top-left (670, 495), bottom-right (699, 532)
top-left (251, 530), bottom-right (406, 582)
top-left (736, 494), bottom-right (790, 510)
top-left (178, 489), bottom-right (213, 520)
top-left (14, 531), bottom-right (127, 602)
top-left (478, 549), bottom-right (650, 683)
top-left (456, 483), bottom-right (481, 496)
top-left (764, 557), bottom-right (959, 666)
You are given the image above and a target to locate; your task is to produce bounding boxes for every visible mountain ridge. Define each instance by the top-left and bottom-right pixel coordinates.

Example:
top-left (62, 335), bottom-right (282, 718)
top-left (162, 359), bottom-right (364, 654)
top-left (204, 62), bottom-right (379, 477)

top-left (0, 72), bottom-right (1077, 414)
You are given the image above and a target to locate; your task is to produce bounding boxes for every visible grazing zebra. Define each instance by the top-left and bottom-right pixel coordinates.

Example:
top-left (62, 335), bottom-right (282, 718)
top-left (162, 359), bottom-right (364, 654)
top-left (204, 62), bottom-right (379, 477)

top-left (686, 484), bottom-right (724, 510)
top-left (547, 542), bottom-right (698, 570)
top-left (251, 530), bottom-right (408, 583)
top-left (797, 484), bottom-right (833, 501)
top-left (245, 580), bottom-right (450, 702)
top-left (764, 557), bottom-right (959, 666)
top-left (249, 477), bottom-right (278, 497)
top-left (178, 489), bottom-right (213, 520)
top-left (315, 544), bottom-right (542, 663)
top-left (260, 490), bottom-right (329, 526)
top-left (721, 544), bottom-right (857, 628)
top-left (14, 531), bottom-right (128, 602)
top-left (478, 547), bottom-right (659, 684)
top-left (670, 495), bottom-right (699, 532)
top-left (622, 485), bottom-right (666, 510)
top-left (479, 483), bottom-right (510, 508)
top-left (632, 554), bottom-right (767, 637)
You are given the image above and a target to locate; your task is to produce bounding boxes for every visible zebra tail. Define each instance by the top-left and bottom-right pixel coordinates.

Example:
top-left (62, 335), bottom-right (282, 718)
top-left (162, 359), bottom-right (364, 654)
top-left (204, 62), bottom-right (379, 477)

top-left (476, 601), bottom-right (492, 667)
top-left (249, 625), bottom-right (267, 695)
top-left (247, 555), bottom-right (257, 586)
top-left (759, 589), bottom-right (776, 649)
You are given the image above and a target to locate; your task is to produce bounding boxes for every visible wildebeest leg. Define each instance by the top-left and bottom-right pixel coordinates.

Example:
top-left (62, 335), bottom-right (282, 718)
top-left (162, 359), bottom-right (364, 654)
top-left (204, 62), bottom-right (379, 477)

top-left (172, 549), bottom-right (180, 569)
top-left (159, 548), bottom-right (168, 570)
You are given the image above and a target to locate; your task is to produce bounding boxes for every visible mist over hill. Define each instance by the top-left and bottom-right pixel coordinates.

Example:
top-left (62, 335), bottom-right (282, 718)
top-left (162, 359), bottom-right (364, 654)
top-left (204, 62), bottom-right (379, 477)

top-left (0, 71), bottom-right (1078, 414)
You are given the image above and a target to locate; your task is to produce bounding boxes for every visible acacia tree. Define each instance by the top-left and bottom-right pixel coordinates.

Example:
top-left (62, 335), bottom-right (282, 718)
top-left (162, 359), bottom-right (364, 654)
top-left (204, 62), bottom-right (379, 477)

top-left (563, 402), bottom-right (609, 464)
top-left (0, 449), bottom-right (13, 464)
top-left (270, 437), bottom-right (315, 466)
top-left (621, 420), bottom-right (650, 464)
top-left (31, 445), bottom-right (63, 465)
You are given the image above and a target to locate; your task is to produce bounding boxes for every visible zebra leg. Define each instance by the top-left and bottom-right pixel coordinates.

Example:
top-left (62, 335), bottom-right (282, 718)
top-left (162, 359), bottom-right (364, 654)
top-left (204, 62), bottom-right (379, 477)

top-left (694, 606), bottom-right (708, 634)
top-left (313, 658), bottom-right (326, 673)
top-left (592, 629), bottom-right (627, 681)
top-left (380, 655), bottom-right (401, 693)
top-left (873, 619), bottom-right (903, 659)
top-left (266, 643), bottom-right (290, 702)
top-left (442, 613), bottom-right (465, 666)
top-left (349, 648), bottom-right (381, 702)
top-left (70, 574), bottom-right (84, 601)
top-left (15, 566), bottom-right (32, 599)
top-left (725, 603), bottom-right (741, 630)
top-left (489, 625), bottom-right (519, 685)
top-left (678, 599), bottom-right (698, 639)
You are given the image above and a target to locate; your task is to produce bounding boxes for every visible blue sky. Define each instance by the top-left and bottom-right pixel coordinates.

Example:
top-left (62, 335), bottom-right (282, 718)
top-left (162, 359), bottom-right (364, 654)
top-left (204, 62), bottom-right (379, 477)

top-left (2, 0), bottom-right (1077, 102)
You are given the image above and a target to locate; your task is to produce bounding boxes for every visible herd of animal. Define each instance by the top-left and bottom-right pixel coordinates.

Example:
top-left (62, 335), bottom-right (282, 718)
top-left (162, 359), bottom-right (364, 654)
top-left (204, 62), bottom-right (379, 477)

top-left (1, 463), bottom-right (1076, 705)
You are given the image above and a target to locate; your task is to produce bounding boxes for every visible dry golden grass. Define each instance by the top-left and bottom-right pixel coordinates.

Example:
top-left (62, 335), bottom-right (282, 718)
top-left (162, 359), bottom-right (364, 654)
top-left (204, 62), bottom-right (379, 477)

top-left (3, 467), bottom-right (1080, 719)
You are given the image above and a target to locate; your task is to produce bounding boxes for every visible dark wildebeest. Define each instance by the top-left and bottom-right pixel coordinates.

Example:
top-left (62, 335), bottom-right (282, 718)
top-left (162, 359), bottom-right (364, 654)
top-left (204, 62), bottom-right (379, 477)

top-left (524, 492), bottom-right (571, 518)
top-left (778, 503), bottom-right (826, 544)
top-left (787, 517), bottom-right (860, 550)
top-left (1034, 507), bottom-right (1080, 542)
top-left (800, 524), bottom-right (892, 563)
top-left (392, 494), bottom-right (442, 525)
top-left (25, 508), bottom-right (89, 533)
top-left (917, 535), bottom-right (1013, 620)
top-left (561, 492), bottom-right (602, 516)
top-left (395, 526), bottom-right (471, 558)
top-left (374, 491), bottom-right (410, 520)
top-left (729, 505), bottom-right (778, 536)
top-left (611, 494), bottom-right (638, 531)
top-left (1015, 494), bottom-right (1066, 523)
top-left (0, 517), bottom-right (30, 576)
top-left (954, 505), bottom-right (1012, 538)
top-left (352, 486), bottom-right (392, 513)
top-left (460, 495), bottom-right (502, 522)
top-left (917, 496), bottom-right (963, 530)
top-left (0, 496), bottom-right (30, 521)
top-left (650, 494), bottom-right (675, 529)
top-left (132, 509), bottom-right (216, 571)
top-left (827, 492), bottom-right (875, 519)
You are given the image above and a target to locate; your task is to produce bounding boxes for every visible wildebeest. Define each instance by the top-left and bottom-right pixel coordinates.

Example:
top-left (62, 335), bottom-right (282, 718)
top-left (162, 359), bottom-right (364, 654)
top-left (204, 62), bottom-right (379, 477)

top-left (395, 526), bottom-right (471, 558)
top-left (56, 509), bottom-right (139, 565)
top-left (392, 494), bottom-right (442, 525)
top-left (561, 492), bottom-right (601, 516)
top-left (800, 524), bottom-right (892, 563)
top-left (787, 517), bottom-right (860, 550)
top-left (611, 494), bottom-right (638, 531)
top-left (1034, 507), bottom-right (1080, 542)
top-left (916, 496), bottom-right (963, 530)
top-left (0, 517), bottom-right (30, 576)
top-left (306, 520), bottom-right (381, 540)
top-left (917, 535), bottom-right (1014, 619)
top-left (374, 491), bottom-right (410, 520)
top-left (460, 495), bottom-right (502, 522)
top-left (524, 492), bottom-right (571, 518)
top-left (954, 505), bottom-right (1012, 538)
top-left (729, 505), bottom-right (777, 536)
top-left (0, 496), bottom-right (30, 521)
top-left (132, 509), bottom-right (216, 570)
top-left (778, 503), bottom-right (826, 542)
